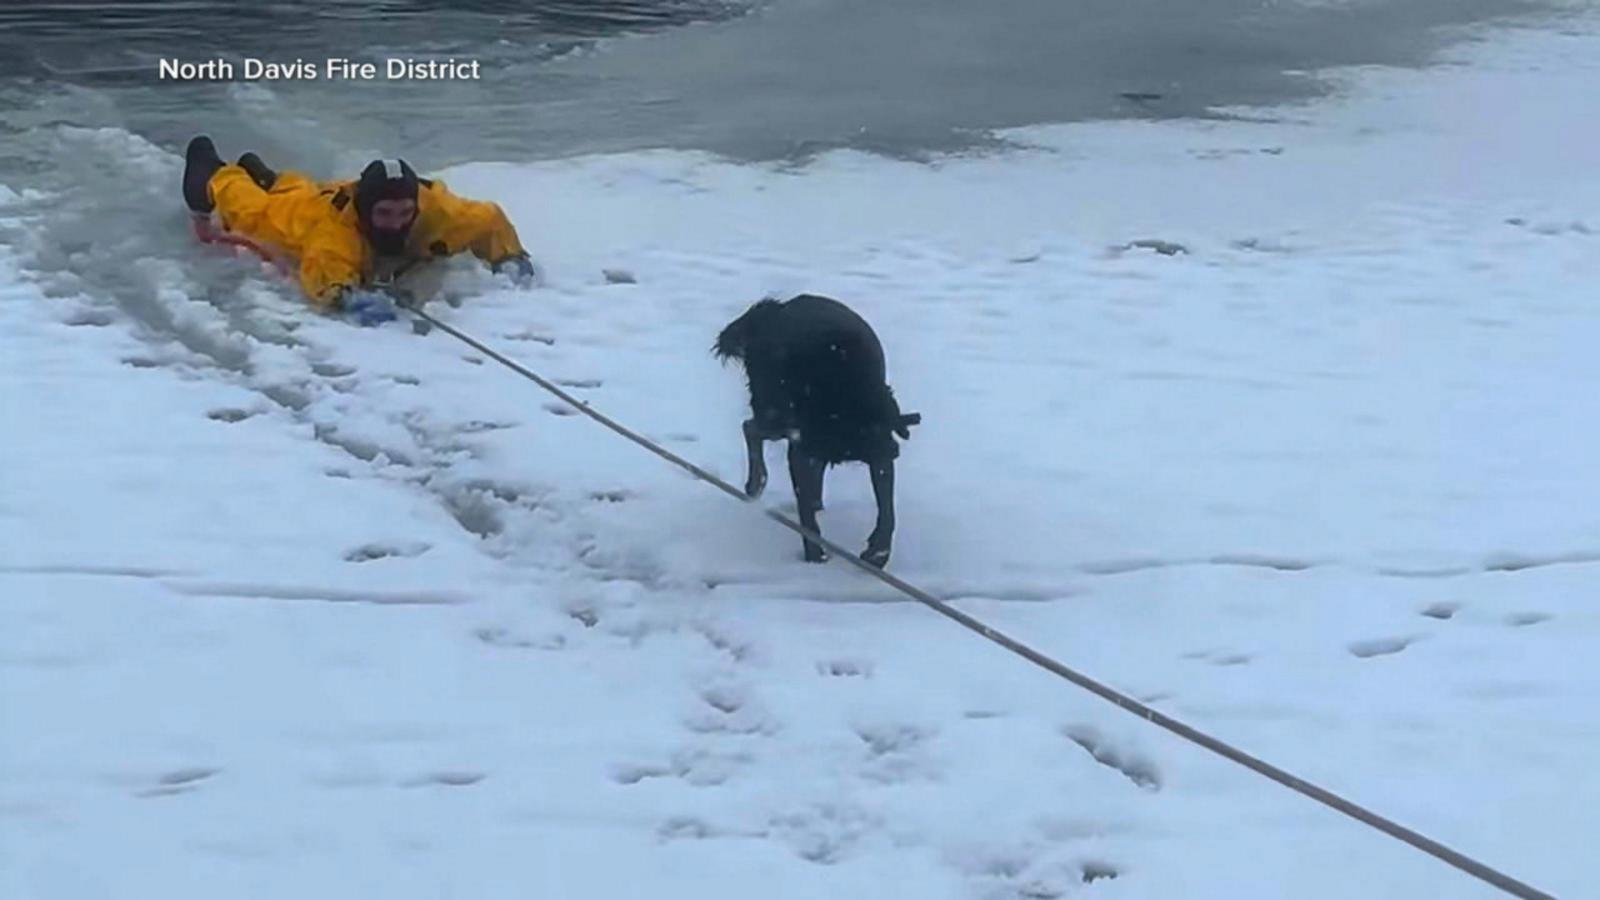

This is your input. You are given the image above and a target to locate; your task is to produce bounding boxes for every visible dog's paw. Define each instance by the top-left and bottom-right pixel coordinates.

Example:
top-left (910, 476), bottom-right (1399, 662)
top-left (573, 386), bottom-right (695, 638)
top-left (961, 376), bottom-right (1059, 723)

top-left (861, 545), bottom-right (890, 568)
top-left (804, 545), bottom-right (830, 564)
top-left (744, 476), bottom-right (767, 499)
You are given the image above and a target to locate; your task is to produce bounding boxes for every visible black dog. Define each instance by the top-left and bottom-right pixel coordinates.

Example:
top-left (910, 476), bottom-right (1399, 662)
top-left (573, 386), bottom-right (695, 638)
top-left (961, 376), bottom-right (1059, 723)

top-left (714, 294), bottom-right (920, 567)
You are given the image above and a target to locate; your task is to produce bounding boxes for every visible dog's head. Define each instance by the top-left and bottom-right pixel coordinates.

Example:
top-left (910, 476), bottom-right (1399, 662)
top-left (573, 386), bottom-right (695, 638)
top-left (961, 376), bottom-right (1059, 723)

top-left (712, 297), bottom-right (785, 363)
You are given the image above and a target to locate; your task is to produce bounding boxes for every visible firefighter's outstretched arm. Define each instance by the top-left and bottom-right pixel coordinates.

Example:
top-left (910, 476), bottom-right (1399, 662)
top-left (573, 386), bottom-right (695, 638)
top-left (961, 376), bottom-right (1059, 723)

top-left (417, 181), bottom-right (530, 274)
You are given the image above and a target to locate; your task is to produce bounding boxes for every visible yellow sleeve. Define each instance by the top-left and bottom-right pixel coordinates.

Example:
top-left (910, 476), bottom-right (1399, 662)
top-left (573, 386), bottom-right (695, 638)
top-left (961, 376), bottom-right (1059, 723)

top-left (298, 217), bottom-right (367, 309)
top-left (416, 180), bottom-right (527, 266)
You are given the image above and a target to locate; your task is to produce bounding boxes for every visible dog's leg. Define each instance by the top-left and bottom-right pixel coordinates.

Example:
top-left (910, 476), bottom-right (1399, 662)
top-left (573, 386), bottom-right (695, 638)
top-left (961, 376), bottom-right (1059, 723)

top-left (742, 418), bottom-right (769, 498)
top-left (788, 443), bottom-right (828, 563)
top-left (863, 458), bottom-right (896, 568)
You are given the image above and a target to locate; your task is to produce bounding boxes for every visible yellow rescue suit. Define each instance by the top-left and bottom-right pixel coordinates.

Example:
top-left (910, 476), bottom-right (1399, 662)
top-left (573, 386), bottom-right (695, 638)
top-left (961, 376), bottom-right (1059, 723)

top-left (207, 164), bottom-right (526, 309)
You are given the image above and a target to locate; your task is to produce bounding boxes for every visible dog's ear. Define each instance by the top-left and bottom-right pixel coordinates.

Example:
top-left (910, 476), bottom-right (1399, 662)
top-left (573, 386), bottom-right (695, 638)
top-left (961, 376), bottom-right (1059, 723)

top-left (714, 297), bottom-right (784, 362)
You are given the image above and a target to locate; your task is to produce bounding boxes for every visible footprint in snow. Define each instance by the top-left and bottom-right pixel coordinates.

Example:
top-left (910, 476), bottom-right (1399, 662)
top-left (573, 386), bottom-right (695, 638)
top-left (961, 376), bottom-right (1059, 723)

top-left (684, 686), bottom-right (777, 736)
top-left (456, 420), bottom-right (515, 434)
top-left (1506, 612), bottom-right (1552, 627)
top-left (1118, 237), bottom-right (1189, 255)
top-left (848, 720), bottom-right (943, 783)
top-left (474, 626), bottom-right (566, 651)
top-left (1013, 864), bottom-right (1120, 899)
top-left (692, 622), bottom-right (755, 663)
top-left (1180, 649), bottom-right (1249, 666)
top-left (767, 802), bottom-right (881, 865)
top-left (861, 753), bottom-right (939, 786)
top-left (1081, 861), bottom-right (1120, 884)
top-left (136, 767), bottom-right (220, 797)
top-left (160, 767), bottom-right (220, 786)
top-left (612, 748), bottom-right (750, 787)
top-left (207, 408), bottom-right (256, 423)
top-left (1348, 636), bottom-right (1415, 658)
top-left (959, 846), bottom-right (1121, 897)
top-left (817, 658), bottom-right (873, 678)
top-left (1207, 553), bottom-right (1314, 571)
top-left (658, 816), bottom-right (720, 841)
top-left (1518, 219), bottom-right (1593, 236)
top-left (1079, 557), bottom-right (1168, 576)
top-left (400, 771), bottom-right (485, 788)
top-left (611, 761), bottom-right (675, 785)
top-left (544, 402), bottom-right (579, 417)
top-left (344, 541), bottom-right (431, 562)
top-left (1421, 602), bottom-right (1461, 620)
top-left (698, 684), bottom-right (744, 714)
top-left (1061, 725), bottom-right (1161, 791)
top-left (852, 721), bottom-right (934, 757)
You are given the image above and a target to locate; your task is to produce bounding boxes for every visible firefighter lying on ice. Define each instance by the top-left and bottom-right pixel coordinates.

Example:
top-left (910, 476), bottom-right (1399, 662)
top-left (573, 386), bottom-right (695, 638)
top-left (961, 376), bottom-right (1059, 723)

top-left (182, 135), bottom-right (536, 325)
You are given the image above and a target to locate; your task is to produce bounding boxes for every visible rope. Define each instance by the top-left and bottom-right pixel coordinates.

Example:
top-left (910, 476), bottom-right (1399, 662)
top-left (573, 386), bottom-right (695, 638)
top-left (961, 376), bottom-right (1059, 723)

top-left (405, 303), bottom-right (1555, 900)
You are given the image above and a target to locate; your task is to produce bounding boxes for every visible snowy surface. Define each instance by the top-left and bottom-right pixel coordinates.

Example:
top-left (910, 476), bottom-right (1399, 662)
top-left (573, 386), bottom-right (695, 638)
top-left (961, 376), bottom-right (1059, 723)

top-left (4, 17), bottom-right (1599, 900)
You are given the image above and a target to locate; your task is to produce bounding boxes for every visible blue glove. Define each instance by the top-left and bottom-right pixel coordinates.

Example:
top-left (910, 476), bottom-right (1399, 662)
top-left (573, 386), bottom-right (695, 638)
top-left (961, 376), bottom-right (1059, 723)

top-left (341, 289), bottom-right (398, 327)
top-left (493, 253), bottom-right (540, 287)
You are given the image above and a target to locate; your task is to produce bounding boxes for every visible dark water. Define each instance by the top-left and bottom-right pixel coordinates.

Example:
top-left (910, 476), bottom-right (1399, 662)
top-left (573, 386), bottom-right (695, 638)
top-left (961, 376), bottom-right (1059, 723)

top-left (533, 0), bottom-right (1563, 160)
top-left (0, 0), bottom-right (1577, 517)
top-left (0, 0), bottom-right (1567, 183)
top-left (0, 0), bottom-right (1571, 337)
top-left (0, 0), bottom-right (751, 182)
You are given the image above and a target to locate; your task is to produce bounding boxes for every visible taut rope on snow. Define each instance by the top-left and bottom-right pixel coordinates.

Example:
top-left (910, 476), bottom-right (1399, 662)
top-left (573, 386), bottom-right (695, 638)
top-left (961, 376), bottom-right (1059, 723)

top-left (405, 303), bottom-right (1554, 900)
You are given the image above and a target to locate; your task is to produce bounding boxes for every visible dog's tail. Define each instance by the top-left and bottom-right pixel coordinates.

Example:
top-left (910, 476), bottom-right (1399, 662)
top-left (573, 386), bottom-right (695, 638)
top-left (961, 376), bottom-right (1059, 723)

top-left (894, 412), bottom-right (922, 440)
top-left (712, 297), bottom-right (784, 362)
top-left (881, 385), bottom-right (921, 439)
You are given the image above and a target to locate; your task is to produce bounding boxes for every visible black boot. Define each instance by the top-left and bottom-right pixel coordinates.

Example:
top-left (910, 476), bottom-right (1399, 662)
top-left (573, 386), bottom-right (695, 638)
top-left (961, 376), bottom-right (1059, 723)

top-left (237, 152), bottom-right (278, 191)
top-left (182, 135), bottom-right (224, 213)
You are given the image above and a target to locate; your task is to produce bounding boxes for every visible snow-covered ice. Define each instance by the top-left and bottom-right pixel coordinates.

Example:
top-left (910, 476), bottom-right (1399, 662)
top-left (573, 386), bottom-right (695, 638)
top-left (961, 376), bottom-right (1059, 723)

top-left (3, 15), bottom-right (1598, 900)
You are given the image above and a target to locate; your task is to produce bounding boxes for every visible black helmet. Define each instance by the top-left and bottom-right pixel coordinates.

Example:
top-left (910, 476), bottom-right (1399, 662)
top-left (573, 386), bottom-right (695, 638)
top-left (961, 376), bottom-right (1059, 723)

top-left (355, 158), bottom-right (419, 254)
